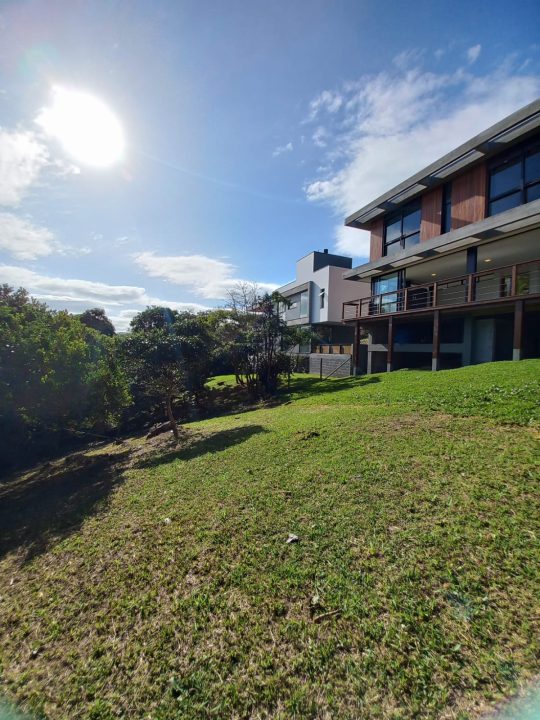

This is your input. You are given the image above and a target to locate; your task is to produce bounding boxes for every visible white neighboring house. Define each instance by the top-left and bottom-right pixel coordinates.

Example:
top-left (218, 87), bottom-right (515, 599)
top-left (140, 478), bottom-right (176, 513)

top-left (276, 249), bottom-right (370, 354)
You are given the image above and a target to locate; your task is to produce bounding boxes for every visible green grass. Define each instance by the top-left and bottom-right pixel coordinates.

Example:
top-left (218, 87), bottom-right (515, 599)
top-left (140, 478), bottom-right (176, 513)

top-left (1, 360), bottom-right (539, 719)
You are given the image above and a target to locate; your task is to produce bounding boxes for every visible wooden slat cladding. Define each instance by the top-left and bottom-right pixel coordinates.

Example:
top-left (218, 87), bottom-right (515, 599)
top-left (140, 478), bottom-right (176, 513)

top-left (420, 186), bottom-right (443, 242)
top-left (451, 162), bottom-right (487, 230)
top-left (369, 218), bottom-right (384, 261)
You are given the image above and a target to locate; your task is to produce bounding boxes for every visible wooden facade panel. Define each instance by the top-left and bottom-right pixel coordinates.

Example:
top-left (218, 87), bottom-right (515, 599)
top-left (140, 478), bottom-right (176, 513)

top-left (420, 186), bottom-right (443, 242)
top-left (451, 162), bottom-right (487, 230)
top-left (369, 218), bottom-right (384, 262)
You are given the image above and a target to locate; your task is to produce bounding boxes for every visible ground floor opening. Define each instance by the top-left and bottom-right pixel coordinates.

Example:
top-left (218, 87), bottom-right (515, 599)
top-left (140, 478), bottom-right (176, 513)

top-left (360, 302), bottom-right (540, 374)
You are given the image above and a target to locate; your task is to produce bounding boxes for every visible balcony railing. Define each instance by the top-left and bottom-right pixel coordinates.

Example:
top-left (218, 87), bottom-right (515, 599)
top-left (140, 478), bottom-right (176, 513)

top-left (343, 258), bottom-right (540, 320)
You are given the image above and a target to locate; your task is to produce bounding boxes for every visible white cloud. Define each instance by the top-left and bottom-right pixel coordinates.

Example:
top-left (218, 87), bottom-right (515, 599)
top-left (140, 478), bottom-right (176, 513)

top-left (312, 126), bottom-right (329, 148)
top-left (0, 265), bottom-right (147, 305)
top-left (134, 251), bottom-right (278, 300)
top-left (393, 49), bottom-right (424, 70)
top-left (334, 225), bottom-right (370, 258)
top-left (467, 44), bottom-right (482, 64)
top-left (0, 129), bottom-right (49, 206)
top-left (308, 90), bottom-right (343, 121)
top-left (303, 59), bottom-right (540, 259)
top-left (0, 213), bottom-right (59, 260)
top-left (0, 264), bottom-right (212, 332)
top-left (273, 141), bottom-right (293, 157)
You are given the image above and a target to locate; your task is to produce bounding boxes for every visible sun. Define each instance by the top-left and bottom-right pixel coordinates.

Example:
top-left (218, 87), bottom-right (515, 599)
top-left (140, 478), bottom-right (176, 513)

top-left (36, 85), bottom-right (125, 168)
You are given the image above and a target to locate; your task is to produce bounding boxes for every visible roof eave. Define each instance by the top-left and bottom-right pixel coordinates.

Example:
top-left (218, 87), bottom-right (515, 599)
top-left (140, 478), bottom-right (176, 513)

top-left (344, 99), bottom-right (540, 231)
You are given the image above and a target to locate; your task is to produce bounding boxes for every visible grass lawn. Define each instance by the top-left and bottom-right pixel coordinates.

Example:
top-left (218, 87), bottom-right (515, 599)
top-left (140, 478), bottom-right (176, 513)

top-left (1, 360), bottom-right (539, 719)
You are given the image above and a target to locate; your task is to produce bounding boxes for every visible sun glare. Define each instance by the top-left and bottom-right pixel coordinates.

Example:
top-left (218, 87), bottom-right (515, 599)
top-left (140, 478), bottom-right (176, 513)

top-left (36, 86), bottom-right (125, 167)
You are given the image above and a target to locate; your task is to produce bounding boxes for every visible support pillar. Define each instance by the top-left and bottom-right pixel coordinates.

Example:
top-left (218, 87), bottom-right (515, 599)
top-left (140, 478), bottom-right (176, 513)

top-left (513, 300), bottom-right (524, 361)
top-left (466, 247), bottom-right (477, 274)
top-left (387, 317), bottom-right (394, 373)
top-left (352, 321), bottom-right (361, 375)
top-left (462, 316), bottom-right (473, 366)
top-left (432, 310), bottom-right (440, 371)
top-left (466, 247), bottom-right (478, 304)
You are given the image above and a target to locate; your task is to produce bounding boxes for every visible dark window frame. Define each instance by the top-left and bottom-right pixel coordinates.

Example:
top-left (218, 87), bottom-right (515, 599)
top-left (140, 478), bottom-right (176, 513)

top-left (383, 201), bottom-right (421, 256)
top-left (487, 138), bottom-right (540, 217)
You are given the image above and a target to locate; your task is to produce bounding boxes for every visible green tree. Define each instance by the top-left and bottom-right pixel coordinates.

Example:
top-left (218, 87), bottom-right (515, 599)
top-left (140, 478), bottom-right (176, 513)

top-left (0, 286), bottom-right (130, 471)
top-left (121, 307), bottom-right (213, 440)
top-left (224, 285), bottom-right (312, 396)
top-left (78, 307), bottom-right (115, 336)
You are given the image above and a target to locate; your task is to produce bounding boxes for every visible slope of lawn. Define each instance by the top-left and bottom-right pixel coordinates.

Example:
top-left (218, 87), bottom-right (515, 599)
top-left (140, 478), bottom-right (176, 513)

top-left (1, 360), bottom-right (539, 719)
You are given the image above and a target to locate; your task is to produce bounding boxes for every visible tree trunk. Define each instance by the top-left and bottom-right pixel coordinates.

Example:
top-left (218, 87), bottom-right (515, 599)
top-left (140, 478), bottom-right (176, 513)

top-left (165, 395), bottom-right (179, 441)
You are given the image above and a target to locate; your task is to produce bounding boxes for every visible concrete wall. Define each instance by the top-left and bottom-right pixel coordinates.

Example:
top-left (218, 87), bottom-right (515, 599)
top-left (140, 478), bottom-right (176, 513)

top-left (309, 354), bottom-right (352, 377)
top-left (327, 266), bottom-right (369, 322)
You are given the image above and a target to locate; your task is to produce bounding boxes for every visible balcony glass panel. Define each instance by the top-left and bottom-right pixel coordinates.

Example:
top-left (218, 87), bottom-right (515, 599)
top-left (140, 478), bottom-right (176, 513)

top-left (380, 294), bottom-right (398, 313)
top-left (490, 161), bottom-right (521, 197)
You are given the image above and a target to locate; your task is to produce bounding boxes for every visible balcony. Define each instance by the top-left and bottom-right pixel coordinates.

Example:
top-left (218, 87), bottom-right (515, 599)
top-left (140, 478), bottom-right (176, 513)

top-left (343, 258), bottom-right (540, 321)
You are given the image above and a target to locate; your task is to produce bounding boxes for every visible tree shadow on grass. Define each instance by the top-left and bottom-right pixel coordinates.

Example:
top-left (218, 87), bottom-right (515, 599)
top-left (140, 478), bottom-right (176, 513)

top-left (0, 425), bottom-right (267, 563)
top-left (283, 374), bottom-right (380, 399)
top-left (0, 449), bottom-right (130, 564)
top-left (134, 424), bottom-right (267, 469)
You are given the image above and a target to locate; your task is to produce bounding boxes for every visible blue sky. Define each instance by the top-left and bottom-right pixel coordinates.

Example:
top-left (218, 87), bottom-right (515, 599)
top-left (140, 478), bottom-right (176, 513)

top-left (1, 0), bottom-right (539, 329)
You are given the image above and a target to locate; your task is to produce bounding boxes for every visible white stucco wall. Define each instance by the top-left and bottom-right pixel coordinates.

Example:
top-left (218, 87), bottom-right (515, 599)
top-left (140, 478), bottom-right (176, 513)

top-left (277, 252), bottom-right (370, 325)
top-left (327, 267), bottom-right (369, 323)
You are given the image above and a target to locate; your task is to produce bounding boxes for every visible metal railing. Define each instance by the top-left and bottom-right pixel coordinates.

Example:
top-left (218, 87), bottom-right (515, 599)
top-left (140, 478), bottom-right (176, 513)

top-left (343, 258), bottom-right (540, 320)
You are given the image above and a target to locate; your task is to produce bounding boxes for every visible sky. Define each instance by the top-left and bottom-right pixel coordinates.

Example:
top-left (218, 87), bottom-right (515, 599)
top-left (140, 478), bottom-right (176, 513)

top-left (0, 0), bottom-right (539, 330)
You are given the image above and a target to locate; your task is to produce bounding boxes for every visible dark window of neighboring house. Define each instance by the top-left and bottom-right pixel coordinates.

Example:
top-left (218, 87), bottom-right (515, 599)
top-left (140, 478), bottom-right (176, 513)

top-left (488, 142), bottom-right (540, 216)
top-left (442, 183), bottom-right (452, 233)
top-left (384, 202), bottom-right (421, 255)
top-left (320, 288), bottom-right (325, 309)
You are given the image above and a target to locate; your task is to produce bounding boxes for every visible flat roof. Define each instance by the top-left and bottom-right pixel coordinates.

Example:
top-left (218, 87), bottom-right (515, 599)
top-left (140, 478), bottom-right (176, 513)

top-left (345, 99), bottom-right (540, 231)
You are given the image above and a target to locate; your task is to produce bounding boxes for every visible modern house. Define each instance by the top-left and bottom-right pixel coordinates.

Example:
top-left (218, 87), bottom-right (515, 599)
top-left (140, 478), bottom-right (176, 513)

top-left (342, 100), bottom-right (540, 374)
top-left (277, 249), bottom-right (368, 362)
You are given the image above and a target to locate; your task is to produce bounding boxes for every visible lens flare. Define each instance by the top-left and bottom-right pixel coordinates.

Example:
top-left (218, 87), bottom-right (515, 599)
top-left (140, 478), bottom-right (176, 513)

top-left (36, 85), bottom-right (125, 167)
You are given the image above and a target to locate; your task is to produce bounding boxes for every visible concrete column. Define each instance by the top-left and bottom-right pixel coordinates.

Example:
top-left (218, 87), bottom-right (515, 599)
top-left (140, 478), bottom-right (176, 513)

top-left (352, 321), bottom-right (360, 374)
top-left (462, 316), bottom-right (473, 366)
top-left (513, 300), bottom-right (524, 361)
top-left (466, 247), bottom-right (477, 274)
top-left (387, 317), bottom-right (394, 373)
top-left (432, 310), bottom-right (440, 371)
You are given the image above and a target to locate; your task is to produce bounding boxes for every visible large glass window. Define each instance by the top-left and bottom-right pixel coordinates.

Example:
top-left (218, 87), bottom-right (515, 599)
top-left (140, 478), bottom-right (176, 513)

top-left (384, 202), bottom-right (421, 255)
top-left (299, 291), bottom-right (309, 318)
top-left (372, 272), bottom-right (400, 295)
top-left (488, 143), bottom-right (540, 216)
top-left (371, 272), bottom-right (402, 314)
